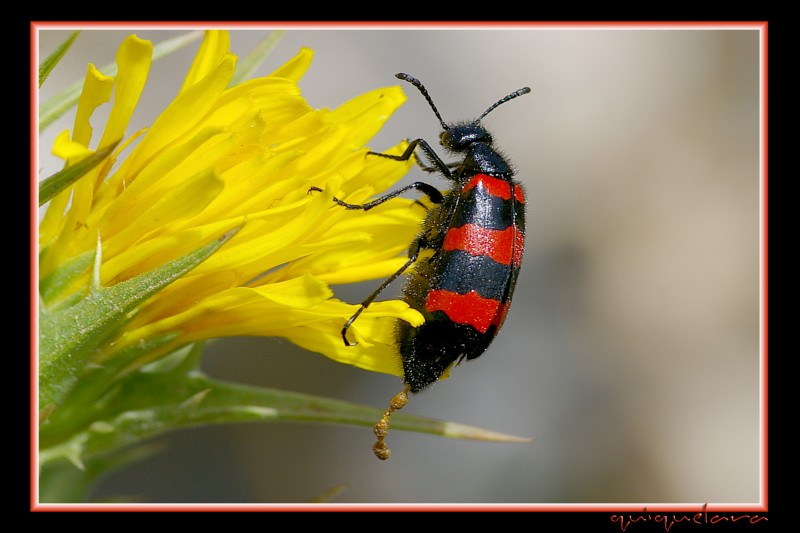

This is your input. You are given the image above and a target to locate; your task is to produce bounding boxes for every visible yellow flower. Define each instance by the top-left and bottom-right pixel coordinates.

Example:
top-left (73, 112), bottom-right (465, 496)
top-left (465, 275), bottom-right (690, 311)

top-left (39, 30), bottom-right (425, 379)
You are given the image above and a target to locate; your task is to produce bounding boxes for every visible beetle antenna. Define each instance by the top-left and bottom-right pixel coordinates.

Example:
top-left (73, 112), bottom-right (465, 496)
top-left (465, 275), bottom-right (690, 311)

top-left (396, 73), bottom-right (449, 130)
top-left (478, 87), bottom-right (531, 121)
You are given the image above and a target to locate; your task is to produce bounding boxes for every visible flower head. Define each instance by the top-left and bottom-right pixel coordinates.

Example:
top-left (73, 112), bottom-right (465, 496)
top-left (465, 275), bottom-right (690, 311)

top-left (39, 31), bottom-right (425, 382)
top-left (37, 32), bottom-right (530, 500)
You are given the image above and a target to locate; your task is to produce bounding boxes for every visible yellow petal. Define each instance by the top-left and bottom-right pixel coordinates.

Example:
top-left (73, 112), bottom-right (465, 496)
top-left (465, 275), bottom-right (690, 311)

top-left (241, 274), bottom-right (335, 308)
top-left (98, 34), bottom-right (153, 148)
top-left (44, 62), bottom-right (116, 262)
top-left (328, 86), bottom-right (407, 150)
top-left (180, 30), bottom-right (230, 92)
top-left (124, 274), bottom-right (333, 342)
top-left (50, 129), bottom-right (93, 160)
top-left (284, 300), bottom-right (423, 376)
top-left (39, 132), bottom-right (87, 247)
top-left (269, 47), bottom-right (313, 81)
top-left (287, 323), bottom-right (404, 376)
top-left (98, 127), bottom-right (229, 240)
top-left (72, 63), bottom-right (114, 147)
top-left (100, 169), bottom-right (226, 283)
top-left (114, 53), bottom-right (236, 184)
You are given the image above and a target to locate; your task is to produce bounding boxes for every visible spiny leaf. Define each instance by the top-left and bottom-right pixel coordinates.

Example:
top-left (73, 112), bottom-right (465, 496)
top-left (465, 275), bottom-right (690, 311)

top-left (40, 346), bottom-right (530, 473)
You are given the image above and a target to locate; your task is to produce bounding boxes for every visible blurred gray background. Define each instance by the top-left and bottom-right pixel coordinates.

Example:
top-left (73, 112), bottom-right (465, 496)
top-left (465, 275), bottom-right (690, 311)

top-left (37, 26), bottom-right (763, 504)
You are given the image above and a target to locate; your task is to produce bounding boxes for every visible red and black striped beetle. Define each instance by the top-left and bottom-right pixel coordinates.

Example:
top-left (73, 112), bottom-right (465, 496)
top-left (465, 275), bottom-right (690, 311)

top-left (310, 73), bottom-right (530, 458)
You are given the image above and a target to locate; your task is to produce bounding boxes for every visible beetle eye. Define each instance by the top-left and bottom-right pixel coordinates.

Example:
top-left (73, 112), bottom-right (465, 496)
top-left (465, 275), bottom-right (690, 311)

top-left (440, 129), bottom-right (454, 146)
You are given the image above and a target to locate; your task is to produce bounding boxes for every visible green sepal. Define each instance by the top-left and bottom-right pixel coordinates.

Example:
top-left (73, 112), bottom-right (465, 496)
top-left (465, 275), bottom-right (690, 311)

top-left (39, 31), bottom-right (80, 88)
top-left (39, 333), bottom-right (180, 445)
top-left (229, 30), bottom-right (285, 86)
top-left (38, 140), bottom-right (120, 207)
top-left (38, 226), bottom-right (241, 412)
top-left (39, 249), bottom-right (94, 310)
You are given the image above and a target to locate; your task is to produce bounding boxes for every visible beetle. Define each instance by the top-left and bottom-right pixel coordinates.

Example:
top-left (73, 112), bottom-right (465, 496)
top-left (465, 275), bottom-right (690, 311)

top-left (310, 73), bottom-right (530, 459)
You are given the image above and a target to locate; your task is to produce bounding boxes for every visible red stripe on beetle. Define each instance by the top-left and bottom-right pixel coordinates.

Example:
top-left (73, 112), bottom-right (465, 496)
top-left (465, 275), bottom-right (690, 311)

top-left (425, 289), bottom-right (503, 334)
top-left (512, 225), bottom-right (524, 267)
top-left (464, 174), bottom-right (513, 200)
top-left (513, 183), bottom-right (525, 204)
top-left (492, 300), bottom-right (512, 330)
top-left (443, 225), bottom-right (524, 266)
